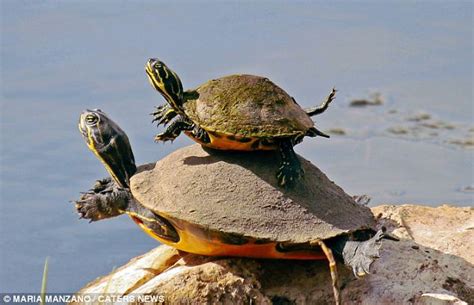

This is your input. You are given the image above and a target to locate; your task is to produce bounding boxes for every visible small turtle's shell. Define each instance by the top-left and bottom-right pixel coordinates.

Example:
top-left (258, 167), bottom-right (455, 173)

top-left (130, 145), bottom-right (375, 245)
top-left (183, 75), bottom-right (314, 138)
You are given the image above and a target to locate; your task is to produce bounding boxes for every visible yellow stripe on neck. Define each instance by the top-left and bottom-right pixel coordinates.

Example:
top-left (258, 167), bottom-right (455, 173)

top-left (86, 123), bottom-right (124, 187)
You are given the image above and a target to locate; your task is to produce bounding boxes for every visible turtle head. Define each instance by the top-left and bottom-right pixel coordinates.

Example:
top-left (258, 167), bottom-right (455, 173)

top-left (79, 109), bottom-right (137, 189)
top-left (145, 58), bottom-right (184, 113)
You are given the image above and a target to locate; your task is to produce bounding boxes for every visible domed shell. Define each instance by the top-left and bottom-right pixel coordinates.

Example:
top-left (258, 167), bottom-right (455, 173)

top-left (130, 145), bottom-right (375, 244)
top-left (183, 75), bottom-right (314, 138)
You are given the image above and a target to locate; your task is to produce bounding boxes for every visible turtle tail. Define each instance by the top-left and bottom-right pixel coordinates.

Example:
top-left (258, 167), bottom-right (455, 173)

top-left (306, 127), bottom-right (330, 138)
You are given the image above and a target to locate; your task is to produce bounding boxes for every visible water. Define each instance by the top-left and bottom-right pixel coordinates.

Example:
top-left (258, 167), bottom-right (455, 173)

top-left (1, 1), bottom-right (472, 293)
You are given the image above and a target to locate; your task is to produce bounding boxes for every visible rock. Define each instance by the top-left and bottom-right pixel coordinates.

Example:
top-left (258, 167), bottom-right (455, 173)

top-left (349, 93), bottom-right (384, 107)
top-left (325, 128), bottom-right (347, 136)
top-left (448, 138), bottom-right (474, 148)
top-left (407, 113), bottom-right (432, 122)
top-left (420, 293), bottom-right (467, 305)
top-left (387, 126), bottom-right (410, 135)
top-left (75, 205), bottom-right (473, 305)
top-left (75, 246), bottom-right (181, 295)
top-left (372, 204), bottom-right (473, 264)
top-left (345, 237), bottom-right (472, 305)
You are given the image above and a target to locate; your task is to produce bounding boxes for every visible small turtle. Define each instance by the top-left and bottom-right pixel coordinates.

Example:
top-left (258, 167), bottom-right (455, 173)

top-left (76, 109), bottom-right (390, 305)
top-left (145, 58), bottom-right (336, 187)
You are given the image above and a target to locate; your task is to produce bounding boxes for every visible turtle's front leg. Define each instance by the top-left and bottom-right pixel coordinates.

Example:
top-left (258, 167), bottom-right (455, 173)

top-left (154, 116), bottom-right (194, 142)
top-left (151, 104), bottom-right (177, 126)
top-left (276, 140), bottom-right (304, 187)
top-left (74, 177), bottom-right (130, 222)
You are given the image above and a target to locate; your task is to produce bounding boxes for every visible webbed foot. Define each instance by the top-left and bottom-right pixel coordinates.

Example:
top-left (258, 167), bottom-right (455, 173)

top-left (151, 105), bottom-right (177, 126)
top-left (76, 192), bottom-right (112, 222)
top-left (74, 179), bottom-right (130, 222)
top-left (342, 229), bottom-right (385, 277)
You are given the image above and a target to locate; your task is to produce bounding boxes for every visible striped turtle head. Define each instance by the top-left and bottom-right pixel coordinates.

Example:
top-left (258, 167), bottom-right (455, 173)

top-left (78, 109), bottom-right (137, 188)
top-left (145, 58), bottom-right (184, 113)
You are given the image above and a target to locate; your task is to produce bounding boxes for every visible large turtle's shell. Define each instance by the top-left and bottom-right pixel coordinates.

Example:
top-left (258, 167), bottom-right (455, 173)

top-left (130, 145), bottom-right (375, 244)
top-left (183, 75), bottom-right (314, 137)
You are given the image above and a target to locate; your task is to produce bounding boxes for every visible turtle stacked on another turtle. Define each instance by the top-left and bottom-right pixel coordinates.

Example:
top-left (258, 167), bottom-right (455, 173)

top-left (145, 58), bottom-right (336, 187)
top-left (76, 108), bottom-right (388, 305)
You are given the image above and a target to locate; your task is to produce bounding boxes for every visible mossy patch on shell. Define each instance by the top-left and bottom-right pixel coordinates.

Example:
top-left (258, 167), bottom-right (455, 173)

top-left (183, 75), bottom-right (314, 138)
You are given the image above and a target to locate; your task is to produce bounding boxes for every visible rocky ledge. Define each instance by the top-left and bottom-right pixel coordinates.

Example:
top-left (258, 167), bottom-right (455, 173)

top-left (74, 205), bottom-right (473, 305)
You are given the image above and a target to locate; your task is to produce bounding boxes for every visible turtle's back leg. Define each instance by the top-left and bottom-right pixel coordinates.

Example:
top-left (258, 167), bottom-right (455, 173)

top-left (328, 229), bottom-right (388, 277)
top-left (305, 88), bottom-right (337, 117)
top-left (340, 229), bottom-right (386, 277)
top-left (276, 140), bottom-right (304, 187)
top-left (306, 229), bottom-right (387, 305)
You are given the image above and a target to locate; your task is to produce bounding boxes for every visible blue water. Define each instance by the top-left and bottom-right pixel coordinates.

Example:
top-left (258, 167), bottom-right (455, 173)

top-left (1, 1), bottom-right (472, 293)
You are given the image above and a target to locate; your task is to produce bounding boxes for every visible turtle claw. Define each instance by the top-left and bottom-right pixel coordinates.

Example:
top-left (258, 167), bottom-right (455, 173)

top-left (151, 105), bottom-right (176, 127)
top-left (154, 117), bottom-right (194, 143)
top-left (75, 193), bottom-right (106, 222)
top-left (152, 113), bottom-right (171, 127)
top-left (75, 180), bottom-right (130, 222)
top-left (342, 229), bottom-right (385, 278)
top-left (154, 134), bottom-right (177, 143)
top-left (151, 104), bottom-right (167, 117)
top-left (155, 118), bottom-right (166, 127)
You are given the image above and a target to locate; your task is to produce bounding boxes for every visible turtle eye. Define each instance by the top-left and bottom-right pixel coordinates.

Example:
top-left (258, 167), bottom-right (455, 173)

top-left (85, 114), bottom-right (99, 125)
top-left (154, 63), bottom-right (162, 69)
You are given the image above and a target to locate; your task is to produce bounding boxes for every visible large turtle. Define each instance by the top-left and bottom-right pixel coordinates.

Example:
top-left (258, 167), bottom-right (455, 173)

top-left (145, 58), bottom-right (336, 187)
top-left (76, 109), bottom-right (388, 305)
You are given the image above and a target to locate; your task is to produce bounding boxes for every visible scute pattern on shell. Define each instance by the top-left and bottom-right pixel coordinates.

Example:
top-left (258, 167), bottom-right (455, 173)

top-left (183, 75), bottom-right (314, 137)
top-left (130, 145), bottom-right (376, 244)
